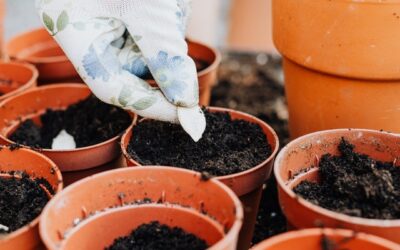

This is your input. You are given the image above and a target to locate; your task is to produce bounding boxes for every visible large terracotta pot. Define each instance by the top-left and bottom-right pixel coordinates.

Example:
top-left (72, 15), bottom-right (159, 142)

top-left (273, 0), bottom-right (400, 138)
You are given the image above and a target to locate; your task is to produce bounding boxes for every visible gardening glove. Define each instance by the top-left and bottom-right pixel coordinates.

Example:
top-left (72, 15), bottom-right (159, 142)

top-left (35, 0), bottom-right (206, 142)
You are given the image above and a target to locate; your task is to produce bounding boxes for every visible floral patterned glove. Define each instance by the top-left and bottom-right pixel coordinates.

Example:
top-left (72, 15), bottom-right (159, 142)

top-left (35, 0), bottom-right (206, 141)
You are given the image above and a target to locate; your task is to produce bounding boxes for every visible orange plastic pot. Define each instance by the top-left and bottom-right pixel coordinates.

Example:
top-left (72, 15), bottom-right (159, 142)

top-left (40, 167), bottom-right (243, 250)
top-left (121, 107), bottom-right (279, 250)
top-left (0, 62), bottom-right (38, 102)
top-left (147, 38), bottom-right (220, 106)
top-left (273, 0), bottom-right (400, 138)
top-left (0, 146), bottom-right (63, 250)
top-left (6, 28), bottom-right (80, 84)
top-left (251, 228), bottom-right (399, 250)
top-left (274, 129), bottom-right (400, 243)
top-left (0, 83), bottom-right (136, 172)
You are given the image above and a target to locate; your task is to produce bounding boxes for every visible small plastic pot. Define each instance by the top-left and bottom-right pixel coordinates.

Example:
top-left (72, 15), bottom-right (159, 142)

top-left (0, 62), bottom-right (38, 102)
top-left (39, 167), bottom-right (243, 250)
top-left (6, 28), bottom-right (81, 84)
top-left (0, 146), bottom-right (63, 250)
top-left (273, 0), bottom-right (400, 138)
top-left (274, 129), bottom-right (400, 243)
top-left (0, 83), bottom-right (136, 172)
top-left (147, 38), bottom-right (221, 106)
top-left (251, 228), bottom-right (400, 250)
top-left (121, 107), bottom-right (279, 250)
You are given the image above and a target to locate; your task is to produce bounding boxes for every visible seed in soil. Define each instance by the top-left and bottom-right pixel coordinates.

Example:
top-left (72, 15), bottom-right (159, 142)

top-left (9, 95), bottom-right (132, 149)
top-left (0, 171), bottom-right (53, 234)
top-left (105, 221), bottom-right (208, 250)
top-left (127, 110), bottom-right (272, 176)
top-left (294, 138), bottom-right (400, 220)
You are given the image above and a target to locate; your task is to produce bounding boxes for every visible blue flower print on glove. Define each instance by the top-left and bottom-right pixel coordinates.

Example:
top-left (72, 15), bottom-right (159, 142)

top-left (82, 45), bottom-right (111, 81)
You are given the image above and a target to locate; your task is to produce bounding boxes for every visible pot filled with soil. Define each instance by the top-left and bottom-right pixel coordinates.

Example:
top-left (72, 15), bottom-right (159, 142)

top-left (251, 228), bottom-right (399, 250)
top-left (121, 107), bottom-right (279, 250)
top-left (273, 0), bottom-right (400, 138)
top-left (39, 167), bottom-right (243, 250)
top-left (274, 129), bottom-right (400, 243)
top-left (6, 28), bottom-right (81, 84)
top-left (0, 83), bottom-right (135, 172)
top-left (0, 146), bottom-right (63, 250)
top-left (146, 38), bottom-right (220, 106)
top-left (0, 62), bottom-right (38, 103)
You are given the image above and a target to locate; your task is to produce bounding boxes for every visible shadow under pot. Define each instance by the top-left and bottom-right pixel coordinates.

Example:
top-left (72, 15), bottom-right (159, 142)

top-left (251, 228), bottom-right (399, 250)
top-left (0, 146), bottom-right (63, 250)
top-left (0, 62), bottom-right (38, 103)
top-left (0, 84), bottom-right (136, 172)
top-left (39, 167), bottom-right (243, 250)
top-left (121, 107), bottom-right (280, 250)
top-left (274, 129), bottom-right (400, 244)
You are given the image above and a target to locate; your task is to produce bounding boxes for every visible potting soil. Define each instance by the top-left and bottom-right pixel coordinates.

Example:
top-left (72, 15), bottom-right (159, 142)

top-left (9, 95), bottom-right (131, 149)
top-left (105, 221), bottom-right (208, 250)
top-left (127, 110), bottom-right (272, 176)
top-left (0, 172), bottom-right (53, 233)
top-left (294, 138), bottom-right (400, 220)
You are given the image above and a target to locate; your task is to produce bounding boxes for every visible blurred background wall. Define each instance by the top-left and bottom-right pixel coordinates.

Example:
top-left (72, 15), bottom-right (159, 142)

top-left (4, 0), bottom-right (275, 52)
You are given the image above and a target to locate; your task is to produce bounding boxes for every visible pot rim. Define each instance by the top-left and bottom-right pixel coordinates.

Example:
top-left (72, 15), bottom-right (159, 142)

top-left (0, 146), bottom-right (63, 244)
top-left (0, 83), bottom-right (137, 153)
top-left (39, 166), bottom-right (244, 250)
top-left (274, 128), bottom-right (400, 227)
top-left (251, 228), bottom-right (400, 250)
top-left (121, 106), bottom-right (280, 182)
top-left (0, 62), bottom-right (38, 101)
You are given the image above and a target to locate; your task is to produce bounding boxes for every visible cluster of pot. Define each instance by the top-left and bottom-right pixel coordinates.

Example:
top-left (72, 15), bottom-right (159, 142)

top-left (2, 2), bottom-right (400, 246)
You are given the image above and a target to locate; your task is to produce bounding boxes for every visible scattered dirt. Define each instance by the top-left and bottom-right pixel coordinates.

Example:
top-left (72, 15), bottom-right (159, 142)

top-left (0, 172), bottom-right (53, 233)
top-left (127, 110), bottom-right (271, 176)
top-left (9, 95), bottom-right (132, 149)
top-left (294, 138), bottom-right (400, 220)
top-left (0, 76), bottom-right (21, 96)
top-left (105, 221), bottom-right (208, 250)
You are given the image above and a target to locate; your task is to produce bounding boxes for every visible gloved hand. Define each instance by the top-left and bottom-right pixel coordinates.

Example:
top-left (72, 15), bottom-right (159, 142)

top-left (35, 0), bottom-right (206, 141)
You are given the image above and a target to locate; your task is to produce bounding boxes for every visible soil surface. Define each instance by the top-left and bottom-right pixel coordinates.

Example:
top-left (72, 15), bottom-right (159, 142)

top-left (10, 95), bottom-right (132, 149)
top-left (105, 221), bottom-right (208, 250)
top-left (294, 138), bottom-right (400, 220)
top-left (0, 172), bottom-right (52, 233)
top-left (128, 110), bottom-right (271, 176)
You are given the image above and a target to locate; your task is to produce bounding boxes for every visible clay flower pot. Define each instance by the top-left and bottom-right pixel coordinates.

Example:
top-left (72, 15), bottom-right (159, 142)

top-left (0, 62), bottom-right (38, 102)
top-left (0, 146), bottom-right (63, 250)
top-left (39, 167), bottom-right (243, 250)
top-left (121, 107), bottom-right (279, 250)
top-left (0, 83), bottom-right (136, 172)
top-left (273, 0), bottom-right (400, 138)
top-left (274, 129), bottom-right (400, 243)
top-left (5, 28), bottom-right (81, 84)
top-left (147, 38), bottom-right (221, 106)
top-left (251, 228), bottom-right (399, 250)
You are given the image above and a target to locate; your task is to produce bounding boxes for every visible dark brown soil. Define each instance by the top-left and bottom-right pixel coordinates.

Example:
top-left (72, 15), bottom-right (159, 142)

top-left (9, 95), bottom-right (132, 149)
top-left (105, 221), bottom-right (208, 250)
top-left (0, 172), bottom-right (53, 233)
top-left (294, 138), bottom-right (400, 220)
top-left (127, 110), bottom-right (271, 176)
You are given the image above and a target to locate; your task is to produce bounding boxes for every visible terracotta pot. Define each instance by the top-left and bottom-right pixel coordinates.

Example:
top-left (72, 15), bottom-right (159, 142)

top-left (0, 83), bottom-right (136, 172)
top-left (5, 28), bottom-right (81, 84)
top-left (274, 129), bottom-right (400, 243)
top-left (121, 107), bottom-right (280, 250)
top-left (251, 228), bottom-right (399, 250)
top-left (147, 38), bottom-right (221, 106)
top-left (39, 167), bottom-right (243, 250)
top-left (273, 0), bottom-right (400, 138)
top-left (0, 62), bottom-right (38, 102)
top-left (0, 146), bottom-right (63, 250)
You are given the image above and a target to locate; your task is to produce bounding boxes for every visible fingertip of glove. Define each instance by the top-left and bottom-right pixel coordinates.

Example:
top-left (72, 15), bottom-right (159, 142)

top-left (177, 106), bottom-right (206, 142)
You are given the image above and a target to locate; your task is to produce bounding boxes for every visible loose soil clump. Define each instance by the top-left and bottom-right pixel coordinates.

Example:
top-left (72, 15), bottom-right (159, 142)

top-left (128, 110), bottom-right (271, 176)
top-left (294, 138), bottom-right (400, 220)
top-left (105, 221), bottom-right (208, 250)
top-left (0, 172), bottom-right (53, 233)
top-left (9, 95), bottom-right (132, 149)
